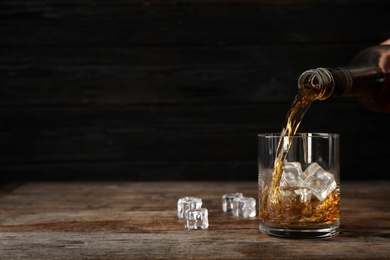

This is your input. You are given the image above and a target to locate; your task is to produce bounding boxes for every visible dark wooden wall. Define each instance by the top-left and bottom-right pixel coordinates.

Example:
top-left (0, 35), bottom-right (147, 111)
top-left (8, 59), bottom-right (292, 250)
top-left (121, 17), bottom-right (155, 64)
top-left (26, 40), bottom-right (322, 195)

top-left (1, 0), bottom-right (390, 182)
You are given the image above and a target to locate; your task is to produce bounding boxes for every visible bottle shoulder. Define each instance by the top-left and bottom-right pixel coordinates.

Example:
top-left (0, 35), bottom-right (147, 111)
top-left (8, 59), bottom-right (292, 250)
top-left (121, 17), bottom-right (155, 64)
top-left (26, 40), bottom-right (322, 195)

top-left (351, 44), bottom-right (390, 73)
top-left (297, 41), bottom-right (390, 112)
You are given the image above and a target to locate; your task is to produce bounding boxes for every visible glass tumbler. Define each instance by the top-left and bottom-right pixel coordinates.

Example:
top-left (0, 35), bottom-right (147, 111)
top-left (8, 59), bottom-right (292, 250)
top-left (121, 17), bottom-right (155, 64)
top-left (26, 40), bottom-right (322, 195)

top-left (258, 133), bottom-right (340, 238)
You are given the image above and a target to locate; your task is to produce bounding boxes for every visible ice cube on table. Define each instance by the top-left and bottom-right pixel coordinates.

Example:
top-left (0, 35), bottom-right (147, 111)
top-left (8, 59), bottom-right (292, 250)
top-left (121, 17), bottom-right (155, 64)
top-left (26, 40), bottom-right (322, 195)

top-left (280, 162), bottom-right (303, 187)
top-left (185, 208), bottom-right (209, 230)
top-left (300, 162), bottom-right (337, 201)
top-left (222, 193), bottom-right (243, 212)
top-left (177, 197), bottom-right (202, 218)
top-left (232, 197), bottom-right (256, 218)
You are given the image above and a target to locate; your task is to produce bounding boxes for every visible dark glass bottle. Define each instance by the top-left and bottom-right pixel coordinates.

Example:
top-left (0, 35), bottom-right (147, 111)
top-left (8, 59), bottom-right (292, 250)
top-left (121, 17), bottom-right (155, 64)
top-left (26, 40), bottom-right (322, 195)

top-left (298, 40), bottom-right (390, 112)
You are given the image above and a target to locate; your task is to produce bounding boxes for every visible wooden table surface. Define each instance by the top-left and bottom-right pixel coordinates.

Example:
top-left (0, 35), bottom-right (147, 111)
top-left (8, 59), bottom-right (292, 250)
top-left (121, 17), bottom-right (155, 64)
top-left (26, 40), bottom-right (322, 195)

top-left (0, 181), bottom-right (389, 259)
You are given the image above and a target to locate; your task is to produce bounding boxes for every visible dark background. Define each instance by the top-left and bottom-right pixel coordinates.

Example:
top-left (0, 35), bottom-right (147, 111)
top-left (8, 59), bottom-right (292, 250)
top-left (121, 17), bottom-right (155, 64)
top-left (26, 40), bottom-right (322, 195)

top-left (1, 0), bottom-right (390, 182)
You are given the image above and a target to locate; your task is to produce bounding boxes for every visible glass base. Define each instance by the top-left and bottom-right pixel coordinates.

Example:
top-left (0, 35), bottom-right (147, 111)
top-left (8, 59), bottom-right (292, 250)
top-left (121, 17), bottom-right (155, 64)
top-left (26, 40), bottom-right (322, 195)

top-left (259, 223), bottom-right (340, 239)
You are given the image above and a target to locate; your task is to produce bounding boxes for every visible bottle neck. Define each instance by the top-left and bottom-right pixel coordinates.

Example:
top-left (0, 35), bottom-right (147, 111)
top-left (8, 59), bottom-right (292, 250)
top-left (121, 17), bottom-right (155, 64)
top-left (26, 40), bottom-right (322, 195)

top-left (298, 68), bottom-right (335, 100)
top-left (298, 67), bottom-right (387, 100)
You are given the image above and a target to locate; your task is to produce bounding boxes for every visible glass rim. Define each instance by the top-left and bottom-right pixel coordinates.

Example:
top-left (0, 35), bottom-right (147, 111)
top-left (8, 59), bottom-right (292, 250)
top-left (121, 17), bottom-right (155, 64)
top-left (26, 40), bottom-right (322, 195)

top-left (257, 132), bottom-right (340, 138)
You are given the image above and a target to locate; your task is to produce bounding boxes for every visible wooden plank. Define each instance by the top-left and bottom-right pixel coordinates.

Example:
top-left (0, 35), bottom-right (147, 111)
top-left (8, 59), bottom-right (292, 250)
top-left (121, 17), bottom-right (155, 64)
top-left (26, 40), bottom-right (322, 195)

top-left (0, 44), bottom-right (375, 106)
top-left (0, 102), bottom-right (389, 181)
top-left (1, 3), bottom-right (389, 47)
top-left (2, 0), bottom-right (389, 5)
top-left (0, 181), bottom-right (389, 259)
top-left (1, 0), bottom-right (389, 184)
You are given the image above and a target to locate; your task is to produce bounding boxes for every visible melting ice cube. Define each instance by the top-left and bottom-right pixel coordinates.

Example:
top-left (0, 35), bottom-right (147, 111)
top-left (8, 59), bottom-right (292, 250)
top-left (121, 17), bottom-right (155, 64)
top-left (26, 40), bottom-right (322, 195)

top-left (232, 197), bottom-right (256, 218)
top-left (222, 193), bottom-right (243, 213)
top-left (299, 162), bottom-right (337, 201)
top-left (280, 162), bottom-right (303, 187)
top-left (177, 197), bottom-right (202, 218)
top-left (280, 187), bottom-right (313, 219)
top-left (294, 188), bottom-right (312, 203)
top-left (186, 208), bottom-right (209, 230)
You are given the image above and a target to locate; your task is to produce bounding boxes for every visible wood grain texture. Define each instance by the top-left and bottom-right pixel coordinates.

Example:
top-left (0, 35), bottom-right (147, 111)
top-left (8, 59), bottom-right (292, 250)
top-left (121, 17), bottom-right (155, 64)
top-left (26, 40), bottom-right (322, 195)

top-left (1, 102), bottom-right (389, 181)
top-left (1, 0), bottom-right (390, 182)
top-left (0, 181), bottom-right (389, 259)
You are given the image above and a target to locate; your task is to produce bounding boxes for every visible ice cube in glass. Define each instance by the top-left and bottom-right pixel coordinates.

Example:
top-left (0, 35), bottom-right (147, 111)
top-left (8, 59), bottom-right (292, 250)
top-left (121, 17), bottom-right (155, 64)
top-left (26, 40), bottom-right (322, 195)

top-left (300, 162), bottom-right (337, 201)
top-left (280, 161), bottom-right (303, 187)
